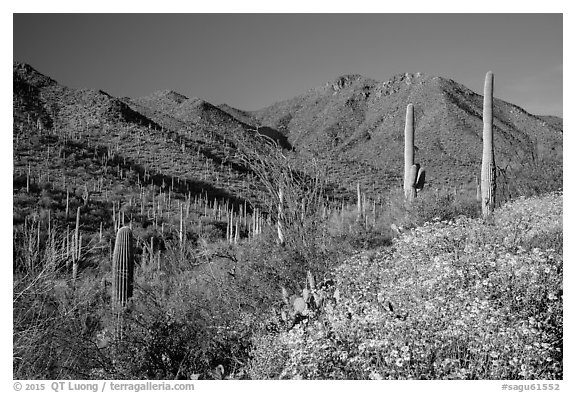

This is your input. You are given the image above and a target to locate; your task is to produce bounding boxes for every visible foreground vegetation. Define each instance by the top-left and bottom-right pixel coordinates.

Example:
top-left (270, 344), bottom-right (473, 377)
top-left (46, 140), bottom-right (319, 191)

top-left (13, 185), bottom-right (562, 379)
top-left (249, 192), bottom-right (562, 379)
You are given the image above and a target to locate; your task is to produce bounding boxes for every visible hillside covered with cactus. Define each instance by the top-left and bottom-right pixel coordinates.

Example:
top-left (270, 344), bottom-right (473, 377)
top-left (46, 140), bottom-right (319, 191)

top-left (242, 73), bottom-right (562, 191)
top-left (13, 60), bottom-right (562, 380)
top-left (14, 61), bottom-right (562, 207)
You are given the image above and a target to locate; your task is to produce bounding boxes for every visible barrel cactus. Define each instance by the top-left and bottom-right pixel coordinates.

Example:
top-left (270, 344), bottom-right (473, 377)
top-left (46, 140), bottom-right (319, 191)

top-left (112, 226), bottom-right (134, 309)
top-left (481, 71), bottom-right (496, 219)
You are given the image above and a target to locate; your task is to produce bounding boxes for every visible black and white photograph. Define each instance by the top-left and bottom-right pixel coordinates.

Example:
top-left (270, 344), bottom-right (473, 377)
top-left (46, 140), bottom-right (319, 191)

top-left (10, 6), bottom-right (566, 390)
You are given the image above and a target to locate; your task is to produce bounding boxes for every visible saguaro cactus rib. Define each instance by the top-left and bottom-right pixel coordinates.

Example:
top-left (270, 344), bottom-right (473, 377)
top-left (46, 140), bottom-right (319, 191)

top-left (112, 226), bottom-right (134, 309)
top-left (481, 71), bottom-right (496, 219)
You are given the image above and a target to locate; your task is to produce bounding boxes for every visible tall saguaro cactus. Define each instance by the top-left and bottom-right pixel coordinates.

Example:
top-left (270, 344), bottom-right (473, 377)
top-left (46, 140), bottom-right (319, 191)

top-left (404, 104), bottom-right (426, 202)
top-left (112, 226), bottom-right (134, 309)
top-left (404, 104), bottom-right (415, 199)
top-left (481, 71), bottom-right (496, 219)
top-left (277, 188), bottom-right (285, 246)
top-left (72, 206), bottom-right (81, 281)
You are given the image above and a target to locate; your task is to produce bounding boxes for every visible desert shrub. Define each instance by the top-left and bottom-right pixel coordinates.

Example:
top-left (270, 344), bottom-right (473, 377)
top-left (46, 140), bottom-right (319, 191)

top-left (327, 212), bottom-right (393, 250)
top-left (248, 192), bottom-right (563, 379)
top-left (371, 186), bottom-right (481, 236)
top-left (13, 268), bottom-right (110, 379)
top-left (201, 221), bottom-right (226, 241)
top-left (406, 188), bottom-right (481, 225)
top-left (13, 217), bottom-right (50, 274)
top-left (230, 131), bottom-right (328, 253)
top-left (13, 173), bottom-right (28, 190)
top-left (13, 192), bottom-right (40, 217)
top-left (247, 331), bottom-right (290, 379)
top-left (501, 159), bottom-right (562, 201)
top-left (38, 190), bottom-right (57, 209)
top-left (494, 193), bottom-right (563, 252)
top-left (13, 234), bottom-right (258, 379)
top-left (344, 225), bottom-right (393, 250)
top-left (519, 228), bottom-right (562, 254)
top-left (13, 222), bottom-right (120, 379)
top-left (102, 244), bottom-right (262, 379)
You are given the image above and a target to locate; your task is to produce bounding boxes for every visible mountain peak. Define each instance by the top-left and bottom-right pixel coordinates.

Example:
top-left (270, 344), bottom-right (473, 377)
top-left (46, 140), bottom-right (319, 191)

top-left (183, 97), bottom-right (211, 108)
top-left (13, 60), bottom-right (57, 88)
top-left (385, 72), bottom-right (431, 86)
top-left (329, 74), bottom-right (372, 91)
top-left (13, 60), bottom-right (34, 72)
top-left (143, 89), bottom-right (189, 103)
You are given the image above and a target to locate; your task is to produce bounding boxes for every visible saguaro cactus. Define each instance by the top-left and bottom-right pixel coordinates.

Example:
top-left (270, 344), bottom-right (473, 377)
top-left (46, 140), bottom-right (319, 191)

top-left (26, 163), bottom-right (31, 193)
top-left (404, 104), bottom-right (426, 202)
top-left (72, 206), bottom-right (81, 281)
top-left (112, 226), bottom-right (134, 308)
top-left (481, 71), bottom-right (496, 219)
top-left (404, 104), bottom-right (415, 199)
top-left (277, 188), bottom-right (285, 246)
top-left (82, 184), bottom-right (90, 207)
top-left (356, 182), bottom-right (362, 217)
top-left (475, 175), bottom-right (482, 202)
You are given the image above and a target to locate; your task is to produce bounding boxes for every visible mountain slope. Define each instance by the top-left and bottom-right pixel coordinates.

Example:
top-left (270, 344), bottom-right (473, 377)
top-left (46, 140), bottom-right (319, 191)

top-left (14, 62), bottom-right (160, 132)
top-left (13, 61), bottom-right (270, 229)
top-left (13, 61), bottom-right (562, 206)
top-left (246, 72), bottom-right (562, 188)
top-left (537, 115), bottom-right (563, 131)
top-left (130, 90), bottom-right (253, 133)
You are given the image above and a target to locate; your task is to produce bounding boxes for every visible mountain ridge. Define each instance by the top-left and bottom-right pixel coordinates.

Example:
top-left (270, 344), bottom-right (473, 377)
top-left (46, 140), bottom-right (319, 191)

top-left (230, 71), bottom-right (562, 188)
top-left (13, 60), bottom-right (562, 198)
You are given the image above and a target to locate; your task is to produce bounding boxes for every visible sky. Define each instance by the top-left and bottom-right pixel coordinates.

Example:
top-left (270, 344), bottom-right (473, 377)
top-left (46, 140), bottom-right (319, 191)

top-left (13, 13), bottom-right (562, 116)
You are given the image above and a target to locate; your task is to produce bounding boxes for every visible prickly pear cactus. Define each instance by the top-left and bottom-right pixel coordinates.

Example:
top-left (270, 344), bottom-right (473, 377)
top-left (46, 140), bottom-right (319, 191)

top-left (292, 297), bottom-right (308, 316)
top-left (112, 226), bottom-right (134, 309)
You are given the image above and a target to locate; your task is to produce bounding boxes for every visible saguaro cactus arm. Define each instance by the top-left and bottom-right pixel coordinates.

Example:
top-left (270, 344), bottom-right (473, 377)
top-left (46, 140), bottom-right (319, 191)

top-left (415, 166), bottom-right (426, 190)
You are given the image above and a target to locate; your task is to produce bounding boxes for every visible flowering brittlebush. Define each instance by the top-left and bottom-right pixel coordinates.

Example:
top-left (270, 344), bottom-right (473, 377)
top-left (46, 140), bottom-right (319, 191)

top-left (248, 192), bottom-right (562, 379)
